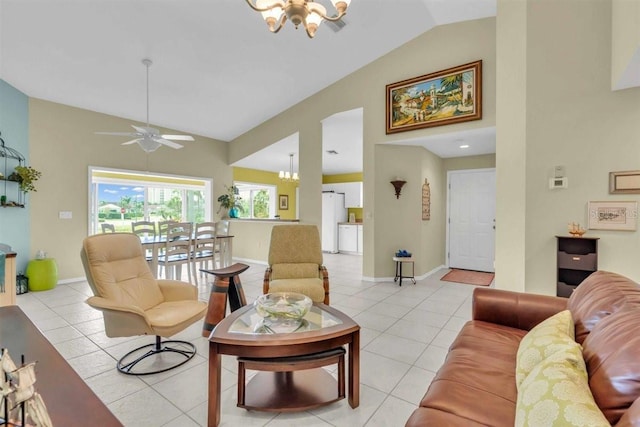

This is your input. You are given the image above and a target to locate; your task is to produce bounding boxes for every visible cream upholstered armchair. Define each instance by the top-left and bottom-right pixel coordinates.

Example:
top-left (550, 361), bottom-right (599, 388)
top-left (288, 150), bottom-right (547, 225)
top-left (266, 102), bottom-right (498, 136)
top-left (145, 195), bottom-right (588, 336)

top-left (263, 224), bottom-right (329, 304)
top-left (81, 233), bottom-right (207, 375)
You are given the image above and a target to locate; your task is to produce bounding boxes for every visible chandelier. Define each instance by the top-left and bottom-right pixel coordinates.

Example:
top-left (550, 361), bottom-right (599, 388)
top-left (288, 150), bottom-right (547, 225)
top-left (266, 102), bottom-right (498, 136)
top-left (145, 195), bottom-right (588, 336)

top-left (279, 153), bottom-right (300, 182)
top-left (245, 0), bottom-right (352, 38)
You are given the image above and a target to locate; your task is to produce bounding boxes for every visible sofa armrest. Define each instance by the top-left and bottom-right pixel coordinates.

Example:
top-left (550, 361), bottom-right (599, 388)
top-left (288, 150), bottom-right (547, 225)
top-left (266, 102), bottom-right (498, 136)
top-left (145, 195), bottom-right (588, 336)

top-left (472, 287), bottom-right (568, 331)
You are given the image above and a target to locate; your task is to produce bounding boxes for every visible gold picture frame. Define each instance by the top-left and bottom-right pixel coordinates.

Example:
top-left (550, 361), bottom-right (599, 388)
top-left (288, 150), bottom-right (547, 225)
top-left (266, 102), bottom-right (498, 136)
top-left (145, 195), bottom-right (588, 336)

top-left (609, 170), bottom-right (640, 194)
top-left (385, 60), bottom-right (482, 134)
top-left (588, 200), bottom-right (638, 231)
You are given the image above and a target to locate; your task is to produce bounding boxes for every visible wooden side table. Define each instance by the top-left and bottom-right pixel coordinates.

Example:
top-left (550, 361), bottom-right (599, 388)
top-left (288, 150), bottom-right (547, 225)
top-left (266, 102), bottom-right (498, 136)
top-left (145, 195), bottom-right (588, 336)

top-left (393, 257), bottom-right (416, 286)
top-left (201, 263), bottom-right (249, 337)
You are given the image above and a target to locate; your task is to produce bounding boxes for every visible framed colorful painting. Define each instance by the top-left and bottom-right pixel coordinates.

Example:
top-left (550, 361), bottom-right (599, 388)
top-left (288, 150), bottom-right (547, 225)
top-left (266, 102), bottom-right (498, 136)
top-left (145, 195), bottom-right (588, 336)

top-left (385, 60), bottom-right (482, 134)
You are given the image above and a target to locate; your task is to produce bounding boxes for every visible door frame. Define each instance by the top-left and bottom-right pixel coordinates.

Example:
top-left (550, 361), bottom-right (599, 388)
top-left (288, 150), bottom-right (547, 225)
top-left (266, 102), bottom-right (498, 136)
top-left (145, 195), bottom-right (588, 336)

top-left (445, 167), bottom-right (496, 270)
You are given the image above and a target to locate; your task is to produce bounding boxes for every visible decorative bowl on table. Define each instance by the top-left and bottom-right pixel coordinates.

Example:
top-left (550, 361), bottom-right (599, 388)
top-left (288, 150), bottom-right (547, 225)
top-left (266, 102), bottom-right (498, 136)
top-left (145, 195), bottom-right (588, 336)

top-left (254, 292), bottom-right (312, 329)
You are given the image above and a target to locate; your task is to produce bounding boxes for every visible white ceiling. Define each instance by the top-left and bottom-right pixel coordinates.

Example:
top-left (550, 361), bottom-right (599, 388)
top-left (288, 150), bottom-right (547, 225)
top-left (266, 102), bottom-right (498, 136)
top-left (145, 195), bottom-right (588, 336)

top-left (0, 0), bottom-right (496, 173)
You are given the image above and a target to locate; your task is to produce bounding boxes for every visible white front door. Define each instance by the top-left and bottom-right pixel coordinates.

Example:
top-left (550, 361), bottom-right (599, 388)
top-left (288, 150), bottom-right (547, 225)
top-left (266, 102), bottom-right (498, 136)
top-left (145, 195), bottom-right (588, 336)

top-left (448, 168), bottom-right (496, 272)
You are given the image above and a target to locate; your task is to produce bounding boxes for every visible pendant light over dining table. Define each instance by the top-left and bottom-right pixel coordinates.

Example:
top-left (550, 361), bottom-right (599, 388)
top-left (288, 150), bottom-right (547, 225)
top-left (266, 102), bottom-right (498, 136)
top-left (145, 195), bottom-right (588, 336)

top-left (245, 0), bottom-right (352, 38)
top-left (279, 153), bottom-right (299, 182)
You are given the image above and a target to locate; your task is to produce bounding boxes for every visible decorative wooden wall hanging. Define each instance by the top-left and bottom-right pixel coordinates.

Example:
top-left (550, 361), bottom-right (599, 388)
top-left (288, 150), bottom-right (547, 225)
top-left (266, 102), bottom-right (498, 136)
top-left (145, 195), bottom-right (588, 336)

top-left (422, 178), bottom-right (431, 220)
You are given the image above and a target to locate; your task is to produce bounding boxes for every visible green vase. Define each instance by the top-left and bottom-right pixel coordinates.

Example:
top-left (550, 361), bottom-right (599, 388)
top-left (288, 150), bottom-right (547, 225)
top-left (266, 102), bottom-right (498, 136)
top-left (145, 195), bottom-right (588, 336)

top-left (229, 207), bottom-right (239, 218)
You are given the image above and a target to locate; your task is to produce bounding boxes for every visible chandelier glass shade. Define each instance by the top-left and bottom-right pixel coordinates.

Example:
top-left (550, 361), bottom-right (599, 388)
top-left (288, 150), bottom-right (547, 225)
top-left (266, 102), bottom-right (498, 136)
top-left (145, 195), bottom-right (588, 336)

top-left (279, 153), bottom-right (299, 182)
top-left (245, 0), bottom-right (351, 38)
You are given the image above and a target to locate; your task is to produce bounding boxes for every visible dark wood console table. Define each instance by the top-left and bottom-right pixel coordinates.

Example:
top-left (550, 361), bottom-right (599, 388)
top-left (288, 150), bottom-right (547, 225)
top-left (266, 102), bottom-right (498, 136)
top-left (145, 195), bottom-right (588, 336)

top-left (0, 306), bottom-right (122, 426)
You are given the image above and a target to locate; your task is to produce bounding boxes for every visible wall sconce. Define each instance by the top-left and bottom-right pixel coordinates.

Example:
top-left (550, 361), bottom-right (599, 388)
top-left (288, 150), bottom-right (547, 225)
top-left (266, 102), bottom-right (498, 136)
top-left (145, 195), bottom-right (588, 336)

top-left (390, 179), bottom-right (406, 199)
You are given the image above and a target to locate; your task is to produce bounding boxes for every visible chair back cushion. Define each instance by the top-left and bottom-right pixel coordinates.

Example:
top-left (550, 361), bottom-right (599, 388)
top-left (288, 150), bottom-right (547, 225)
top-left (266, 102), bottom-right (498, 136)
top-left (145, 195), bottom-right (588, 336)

top-left (82, 233), bottom-right (164, 310)
top-left (268, 225), bottom-right (323, 266)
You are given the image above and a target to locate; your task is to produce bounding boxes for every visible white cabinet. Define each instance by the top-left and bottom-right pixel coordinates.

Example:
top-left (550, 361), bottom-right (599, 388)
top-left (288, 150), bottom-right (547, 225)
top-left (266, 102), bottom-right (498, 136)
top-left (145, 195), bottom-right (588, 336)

top-left (338, 224), bottom-right (358, 253)
top-left (339, 224), bottom-right (363, 254)
top-left (342, 182), bottom-right (363, 208)
top-left (323, 182), bottom-right (362, 208)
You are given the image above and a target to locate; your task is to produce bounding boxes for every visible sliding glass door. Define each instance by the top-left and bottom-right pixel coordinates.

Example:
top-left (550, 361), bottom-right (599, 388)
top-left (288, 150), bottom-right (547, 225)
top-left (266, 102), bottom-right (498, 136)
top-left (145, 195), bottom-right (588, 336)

top-left (89, 167), bottom-right (212, 234)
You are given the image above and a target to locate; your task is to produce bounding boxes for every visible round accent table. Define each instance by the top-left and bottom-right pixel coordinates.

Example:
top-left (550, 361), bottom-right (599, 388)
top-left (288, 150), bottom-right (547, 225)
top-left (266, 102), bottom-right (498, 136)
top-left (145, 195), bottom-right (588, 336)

top-left (26, 258), bottom-right (58, 291)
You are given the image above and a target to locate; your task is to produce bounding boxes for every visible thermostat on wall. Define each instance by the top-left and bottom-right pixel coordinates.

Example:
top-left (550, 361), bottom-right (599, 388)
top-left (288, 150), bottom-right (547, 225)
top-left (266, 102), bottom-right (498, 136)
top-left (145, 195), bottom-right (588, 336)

top-left (549, 177), bottom-right (568, 189)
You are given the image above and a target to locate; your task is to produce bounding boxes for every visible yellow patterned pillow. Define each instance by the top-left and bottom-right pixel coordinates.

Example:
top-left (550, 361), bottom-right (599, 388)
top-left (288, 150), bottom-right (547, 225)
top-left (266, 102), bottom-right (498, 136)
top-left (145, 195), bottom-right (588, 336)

top-left (515, 342), bottom-right (608, 427)
top-left (516, 310), bottom-right (575, 388)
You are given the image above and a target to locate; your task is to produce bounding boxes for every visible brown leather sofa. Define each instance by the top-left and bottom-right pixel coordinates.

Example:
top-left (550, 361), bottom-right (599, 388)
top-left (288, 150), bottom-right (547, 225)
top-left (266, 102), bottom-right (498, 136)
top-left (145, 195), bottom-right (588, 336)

top-left (406, 271), bottom-right (640, 426)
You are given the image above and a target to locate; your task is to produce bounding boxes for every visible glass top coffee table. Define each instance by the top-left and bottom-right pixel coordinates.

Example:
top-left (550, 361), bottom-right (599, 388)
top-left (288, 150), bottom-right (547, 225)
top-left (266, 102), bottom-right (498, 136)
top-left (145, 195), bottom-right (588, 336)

top-left (208, 303), bottom-right (360, 426)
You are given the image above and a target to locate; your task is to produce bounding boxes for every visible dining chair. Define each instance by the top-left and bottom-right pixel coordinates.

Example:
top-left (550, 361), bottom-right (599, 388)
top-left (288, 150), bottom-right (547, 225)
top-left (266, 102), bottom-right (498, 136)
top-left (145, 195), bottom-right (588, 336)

top-left (157, 220), bottom-right (176, 240)
top-left (159, 222), bottom-right (193, 284)
top-left (131, 220), bottom-right (156, 239)
top-left (155, 220), bottom-right (176, 277)
top-left (214, 220), bottom-right (231, 268)
top-left (101, 223), bottom-right (115, 233)
top-left (191, 222), bottom-right (217, 286)
top-left (131, 221), bottom-right (156, 267)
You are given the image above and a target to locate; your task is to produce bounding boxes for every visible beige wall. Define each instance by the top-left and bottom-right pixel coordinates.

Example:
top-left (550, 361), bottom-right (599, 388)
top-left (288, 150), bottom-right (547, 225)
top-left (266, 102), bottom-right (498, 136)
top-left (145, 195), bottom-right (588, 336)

top-left (28, 99), bottom-right (230, 280)
top-left (495, 0), bottom-right (528, 291)
top-left (497, 0), bottom-right (640, 294)
top-left (230, 18), bottom-right (497, 278)
top-left (611, 0), bottom-right (640, 90)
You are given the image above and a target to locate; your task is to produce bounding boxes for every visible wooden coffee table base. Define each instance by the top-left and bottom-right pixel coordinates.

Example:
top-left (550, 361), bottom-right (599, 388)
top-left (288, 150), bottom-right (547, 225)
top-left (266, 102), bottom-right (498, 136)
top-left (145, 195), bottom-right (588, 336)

top-left (240, 369), bottom-right (343, 412)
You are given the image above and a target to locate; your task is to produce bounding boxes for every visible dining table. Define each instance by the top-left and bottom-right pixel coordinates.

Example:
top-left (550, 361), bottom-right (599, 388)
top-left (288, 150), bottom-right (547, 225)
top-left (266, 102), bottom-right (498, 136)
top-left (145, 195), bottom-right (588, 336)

top-left (139, 234), bottom-right (234, 279)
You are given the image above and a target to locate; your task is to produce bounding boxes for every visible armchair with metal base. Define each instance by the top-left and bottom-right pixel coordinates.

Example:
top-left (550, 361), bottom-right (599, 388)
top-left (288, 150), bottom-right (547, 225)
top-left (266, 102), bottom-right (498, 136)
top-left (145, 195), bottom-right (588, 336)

top-left (81, 232), bottom-right (207, 375)
top-left (263, 224), bottom-right (330, 304)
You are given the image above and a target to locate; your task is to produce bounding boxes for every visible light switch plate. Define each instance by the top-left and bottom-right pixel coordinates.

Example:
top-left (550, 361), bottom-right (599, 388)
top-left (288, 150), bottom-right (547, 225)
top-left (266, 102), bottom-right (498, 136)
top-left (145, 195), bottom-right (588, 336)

top-left (59, 211), bottom-right (72, 219)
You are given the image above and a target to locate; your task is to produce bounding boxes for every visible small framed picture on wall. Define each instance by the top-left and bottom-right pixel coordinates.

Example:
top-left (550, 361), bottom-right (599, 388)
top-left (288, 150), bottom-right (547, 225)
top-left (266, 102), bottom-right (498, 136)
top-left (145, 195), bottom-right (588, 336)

top-left (279, 195), bottom-right (289, 210)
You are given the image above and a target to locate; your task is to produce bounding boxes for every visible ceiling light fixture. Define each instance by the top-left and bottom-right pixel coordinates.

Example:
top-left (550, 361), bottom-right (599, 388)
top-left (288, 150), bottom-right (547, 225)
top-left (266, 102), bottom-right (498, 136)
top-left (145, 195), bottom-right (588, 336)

top-left (279, 153), bottom-right (300, 182)
top-left (245, 0), bottom-right (351, 38)
top-left (460, 144), bottom-right (469, 149)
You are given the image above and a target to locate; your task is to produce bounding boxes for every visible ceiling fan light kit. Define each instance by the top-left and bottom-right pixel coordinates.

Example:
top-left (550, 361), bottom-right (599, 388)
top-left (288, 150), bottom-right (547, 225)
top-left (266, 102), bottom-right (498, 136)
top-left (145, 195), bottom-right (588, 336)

top-left (95, 59), bottom-right (194, 153)
top-left (246, 0), bottom-right (351, 38)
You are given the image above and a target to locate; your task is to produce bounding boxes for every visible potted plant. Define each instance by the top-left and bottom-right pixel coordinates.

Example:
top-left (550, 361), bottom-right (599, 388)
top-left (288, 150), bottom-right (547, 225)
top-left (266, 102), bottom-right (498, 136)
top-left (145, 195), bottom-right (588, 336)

top-left (11, 165), bottom-right (42, 193)
top-left (217, 185), bottom-right (243, 218)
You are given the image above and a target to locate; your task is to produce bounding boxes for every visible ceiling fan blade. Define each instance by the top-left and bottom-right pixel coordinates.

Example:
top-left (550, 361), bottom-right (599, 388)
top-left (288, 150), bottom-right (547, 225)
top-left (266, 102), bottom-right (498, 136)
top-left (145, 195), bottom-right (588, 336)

top-left (161, 134), bottom-right (194, 141)
top-left (154, 138), bottom-right (183, 149)
top-left (95, 131), bottom-right (139, 137)
top-left (121, 139), bottom-right (142, 146)
top-left (131, 124), bottom-right (160, 135)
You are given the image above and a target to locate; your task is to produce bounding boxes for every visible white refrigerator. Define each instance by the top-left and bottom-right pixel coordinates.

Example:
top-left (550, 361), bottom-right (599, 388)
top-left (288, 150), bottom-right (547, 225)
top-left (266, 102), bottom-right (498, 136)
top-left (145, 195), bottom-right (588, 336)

top-left (322, 192), bottom-right (347, 253)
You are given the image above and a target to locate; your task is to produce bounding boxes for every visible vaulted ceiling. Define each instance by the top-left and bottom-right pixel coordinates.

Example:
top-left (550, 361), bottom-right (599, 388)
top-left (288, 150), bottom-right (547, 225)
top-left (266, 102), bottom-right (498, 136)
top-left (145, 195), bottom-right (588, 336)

top-left (0, 0), bottom-right (496, 173)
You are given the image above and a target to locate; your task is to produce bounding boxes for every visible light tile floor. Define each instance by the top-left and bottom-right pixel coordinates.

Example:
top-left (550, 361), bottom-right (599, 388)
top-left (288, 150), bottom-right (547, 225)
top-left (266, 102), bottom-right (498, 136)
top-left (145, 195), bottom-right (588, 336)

top-left (16, 254), bottom-right (486, 426)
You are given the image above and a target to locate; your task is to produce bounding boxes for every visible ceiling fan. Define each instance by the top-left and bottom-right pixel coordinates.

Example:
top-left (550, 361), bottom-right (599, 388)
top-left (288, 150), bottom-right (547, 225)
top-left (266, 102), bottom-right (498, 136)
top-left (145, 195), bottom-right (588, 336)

top-left (95, 59), bottom-right (194, 153)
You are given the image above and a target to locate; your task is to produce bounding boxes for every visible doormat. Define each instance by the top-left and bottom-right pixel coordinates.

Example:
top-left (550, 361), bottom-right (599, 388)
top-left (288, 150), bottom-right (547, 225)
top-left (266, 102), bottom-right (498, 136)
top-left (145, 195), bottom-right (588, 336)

top-left (441, 269), bottom-right (494, 286)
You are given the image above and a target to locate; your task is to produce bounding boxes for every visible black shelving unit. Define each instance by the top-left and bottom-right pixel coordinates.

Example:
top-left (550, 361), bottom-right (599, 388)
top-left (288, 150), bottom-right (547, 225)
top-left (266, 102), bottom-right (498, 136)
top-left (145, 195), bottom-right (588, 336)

top-left (0, 132), bottom-right (26, 207)
top-left (556, 236), bottom-right (599, 297)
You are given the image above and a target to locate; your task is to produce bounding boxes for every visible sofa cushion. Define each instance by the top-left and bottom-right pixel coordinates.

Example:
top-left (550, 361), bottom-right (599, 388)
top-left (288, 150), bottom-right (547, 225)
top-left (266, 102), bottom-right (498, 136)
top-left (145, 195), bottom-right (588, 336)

top-left (582, 306), bottom-right (640, 425)
top-left (515, 342), bottom-right (608, 427)
top-left (515, 310), bottom-right (575, 388)
top-left (414, 320), bottom-right (526, 426)
top-left (568, 271), bottom-right (640, 344)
